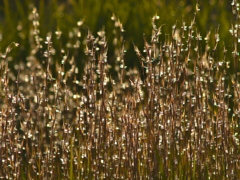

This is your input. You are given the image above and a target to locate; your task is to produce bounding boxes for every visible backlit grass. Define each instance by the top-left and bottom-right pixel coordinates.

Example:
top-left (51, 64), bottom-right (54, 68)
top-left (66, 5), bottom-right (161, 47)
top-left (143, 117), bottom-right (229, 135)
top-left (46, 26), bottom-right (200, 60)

top-left (0, 1), bottom-right (239, 179)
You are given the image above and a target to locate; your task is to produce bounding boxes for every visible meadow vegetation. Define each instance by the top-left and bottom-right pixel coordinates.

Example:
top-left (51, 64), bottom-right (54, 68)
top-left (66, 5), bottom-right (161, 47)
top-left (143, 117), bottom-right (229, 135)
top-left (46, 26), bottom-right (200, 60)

top-left (0, 0), bottom-right (239, 179)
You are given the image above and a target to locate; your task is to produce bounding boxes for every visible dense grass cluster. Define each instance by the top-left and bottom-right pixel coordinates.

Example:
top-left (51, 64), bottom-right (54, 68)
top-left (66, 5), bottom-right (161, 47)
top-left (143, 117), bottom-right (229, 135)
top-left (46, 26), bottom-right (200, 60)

top-left (0, 1), bottom-right (239, 180)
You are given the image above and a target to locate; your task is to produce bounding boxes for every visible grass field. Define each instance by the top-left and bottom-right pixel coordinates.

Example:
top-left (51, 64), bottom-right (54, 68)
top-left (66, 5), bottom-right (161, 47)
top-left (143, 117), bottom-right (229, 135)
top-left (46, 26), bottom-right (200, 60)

top-left (0, 0), bottom-right (239, 179)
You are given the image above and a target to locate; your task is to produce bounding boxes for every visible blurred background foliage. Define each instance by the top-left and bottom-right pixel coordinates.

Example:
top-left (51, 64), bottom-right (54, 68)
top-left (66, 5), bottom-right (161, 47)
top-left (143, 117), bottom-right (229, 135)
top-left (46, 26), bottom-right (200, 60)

top-left (0, 0), bottom-right (235, 75)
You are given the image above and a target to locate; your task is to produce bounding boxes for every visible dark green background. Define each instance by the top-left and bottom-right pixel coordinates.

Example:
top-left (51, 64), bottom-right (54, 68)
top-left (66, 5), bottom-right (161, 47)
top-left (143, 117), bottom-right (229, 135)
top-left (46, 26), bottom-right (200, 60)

top-left (0, 0), bottom-right (235, 73)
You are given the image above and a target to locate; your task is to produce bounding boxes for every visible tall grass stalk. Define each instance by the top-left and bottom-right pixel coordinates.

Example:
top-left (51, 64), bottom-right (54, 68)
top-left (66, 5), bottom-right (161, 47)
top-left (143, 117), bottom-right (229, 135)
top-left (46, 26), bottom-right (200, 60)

top-left (0, 2), bottom-right (239, 180)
